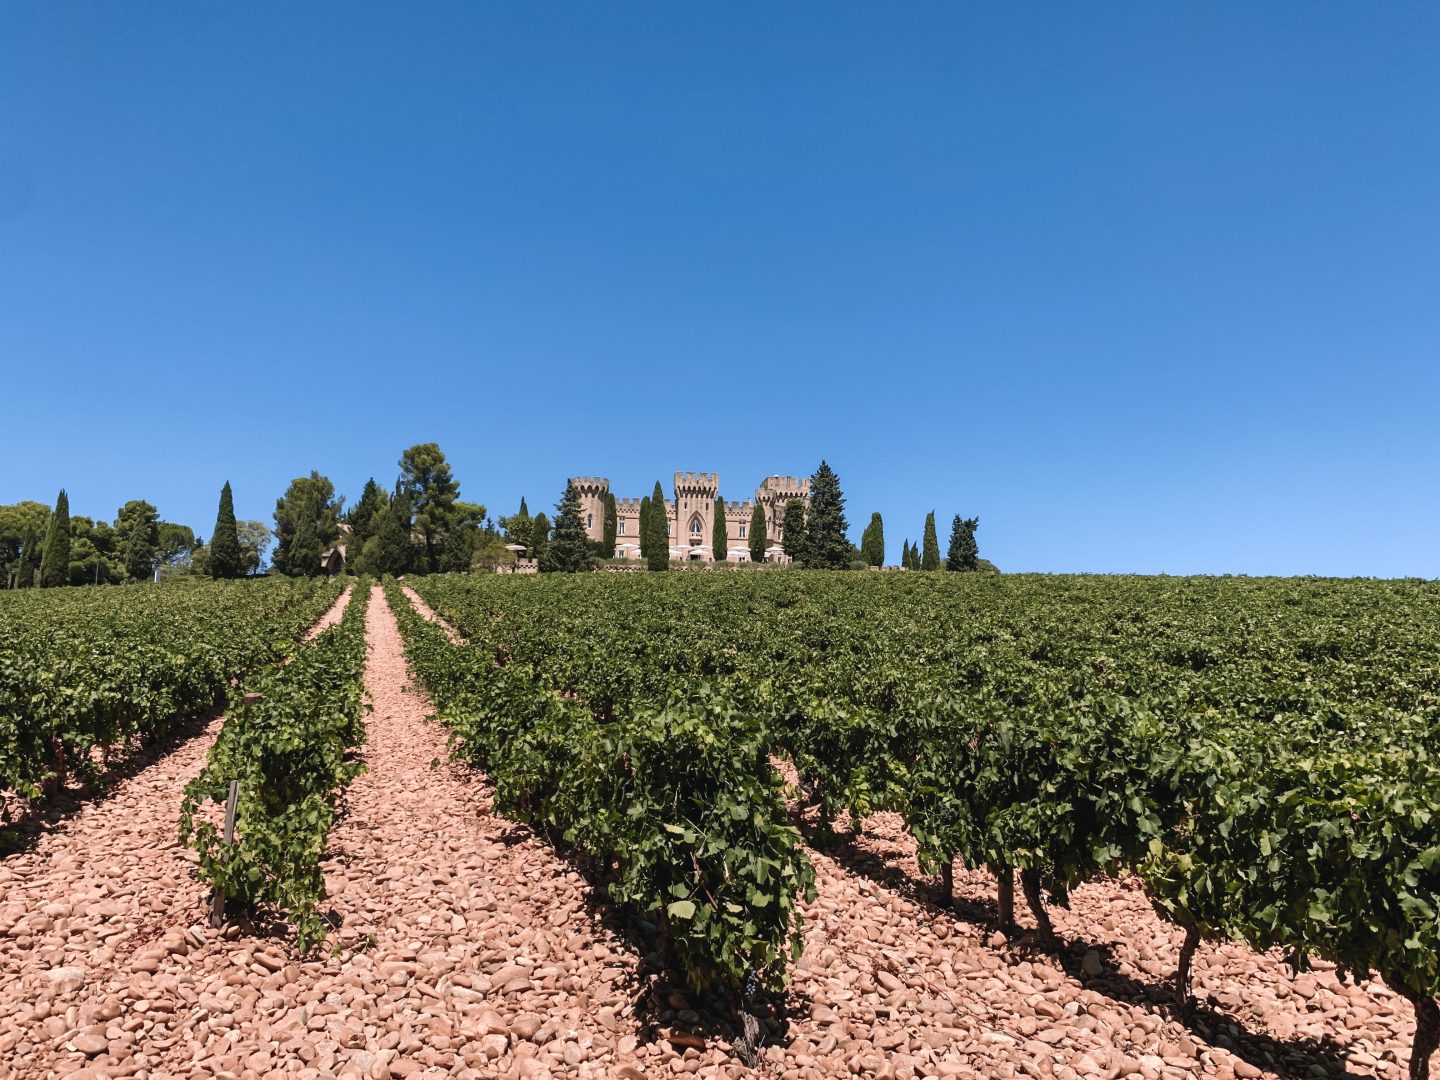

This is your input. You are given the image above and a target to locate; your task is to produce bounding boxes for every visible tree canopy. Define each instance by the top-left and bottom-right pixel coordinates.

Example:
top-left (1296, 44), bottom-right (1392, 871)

top-left (800, 461), bottom-right (850, 569)
top-left (860, 511), bottom-right (885, 567)
top-left (272, 473), bottom-right (341, 577)
top-left (398, 442), bottom-right (460, 574)
top-left (543, 483), bottom-right (591, 573)
top-left (209, 482), bottom-right (243, 579)
top-left (748, 502), bottom-right (767, 563)
top-left (920, 511), bottom-right (941, 571)
top-left (39, 490), bottom-right (70, 588)
top-left (781, 499), bottom-right (807, 562)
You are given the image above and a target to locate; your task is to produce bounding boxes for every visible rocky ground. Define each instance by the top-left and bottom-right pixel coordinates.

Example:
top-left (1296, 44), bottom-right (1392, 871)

top-left (0, 583), bottom-right (1419, 1079)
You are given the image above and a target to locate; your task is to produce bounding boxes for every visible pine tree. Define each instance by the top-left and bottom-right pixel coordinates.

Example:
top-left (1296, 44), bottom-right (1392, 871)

top-left (712, 496), bottom-right (728, 563)
top-left (529, 512), bottom-right (550, 564)
top-left (39, 490), bottom-right (70, 588)
top-left (209, 482), bottom-right (243, 579)
top-left (860, 511), bottom-right (885, 567)
top-left (646, 481), bottom-right (669, 571)
top-left (800, 460), bottom-right (850, 569)
top-left (543, 483), bottom-right (591, 573)
top-left (921, 512), bottom-right (941, 571)
top-left (748, 502), bottom-right (767, 563)
top-left (602, 492), bottom-right (618, 559)
top-left (781, 499), bottom-right (807, 562)
top-left (946, 515), bottom-right (980, 572)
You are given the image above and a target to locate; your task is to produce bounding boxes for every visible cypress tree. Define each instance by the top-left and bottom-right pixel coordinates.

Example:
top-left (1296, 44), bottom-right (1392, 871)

top-left (748, 502), bottom-right (767, 563)
top-left (907, 539), bottom-right (920, 570)
top-left (800, 460), bottom-right (850, 569)
top-left (543, 483), bottom-right (591, 573)
top-left (17, 527), bottom-right (41, 588)
top-left (921, 512), bottom-right (941, 571)
top-left (15, 527), bottom-right (41, 588)
top-left (529, 512), bottom-right (550, 564)
top-left (645, 481), bottom-right (669, 571)
top-left (638, 496), bottom-right (651, 559)
top-left (39, 490), bottom-right (70, 588)
top-left (210, 482), bottom-right (243, 579)
top-left (712, 496), bottom-right (728, 563)
top-left (602, 492), bottom-right (618, 558)
top-left (946, 515), bottom-right (980, 572)
top-left (900, 539), bottom-right (911, 569)
top-left (860, 511), bottom-right (885, 567)
top-left (347, 479), bottom-right (387, 551)
top-left (781, 499), bottom-right (807, 563)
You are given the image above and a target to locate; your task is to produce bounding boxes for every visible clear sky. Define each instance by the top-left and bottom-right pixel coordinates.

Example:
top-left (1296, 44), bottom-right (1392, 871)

top-left (2, 3), bottom-right (1436, 576)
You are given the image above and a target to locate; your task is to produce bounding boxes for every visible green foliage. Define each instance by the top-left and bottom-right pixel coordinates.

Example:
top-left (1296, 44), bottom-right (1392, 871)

top-left (638, 496), bottom-right (652, 559)
top-left (272, 473), bottom-right (341, 577)
top-left (0, 577), bottom-right (340, 800)
top-left (180, 583), bottom-right (367, 951)
top-left (781, 499), bottom-right (806, 562)
top-left (237, 520), bottom-right (273, 576)
top-left (368, 490), bottom-right (415, 576)
top-left (439, 500), bottom-right (487, 573)
top-left (920, 511), bottom-right (941, 571)
top-left (646, 482), bottom-right (669, 572)
top-left (748, 502), bottom-right (767, 563)
top-left (712, 496), bottom-right (728, 563)
top-left (946, 515), bottom-right (979, 572)
top-left (39, 490), bottom-right (70, 588)
top-left (12, 526), bottom-right (41, 589)
top-left (390, 578), bottom-right (816, 993)
top-left (498, 497), bottom-right (532, 550)
top-left (400, 568), bottom-right (1440, 1066)
top-left (602, 492), bottom-right (618, 559)
top-left (800, 461), bottom-right (850, 569)
top-left (114, 499), bottom-right (161, 582)
top-left (0, 501), bottom-right (50, 580)
top-left (860, 511), bottom-right (884, 567)
top-left (543, 483), bottom-right (591, 573)
top-left (347, 479), bottom-right (387, 554)
top-left (289, 487), bottom-right (323, 579)
top-left (529, 512), bottom-right (551, 565)
top-left (210, 482), bottom-right (244, 579)
top-left (398, 443), bottom-right (461, 574)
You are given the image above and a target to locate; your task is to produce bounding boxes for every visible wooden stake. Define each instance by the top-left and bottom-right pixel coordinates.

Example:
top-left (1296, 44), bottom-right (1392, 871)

top-left (210, 779), bottom-right (239, 929)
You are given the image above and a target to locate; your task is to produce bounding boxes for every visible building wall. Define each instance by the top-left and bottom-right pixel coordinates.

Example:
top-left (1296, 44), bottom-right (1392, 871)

top-left (568, 473), bottom-right (809, 563)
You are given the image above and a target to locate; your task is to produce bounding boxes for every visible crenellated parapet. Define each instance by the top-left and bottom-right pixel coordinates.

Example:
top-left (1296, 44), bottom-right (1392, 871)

top-left (673, 471), bottom-right (720, 498)
top-left (568, 476), bottom-right (611, 498)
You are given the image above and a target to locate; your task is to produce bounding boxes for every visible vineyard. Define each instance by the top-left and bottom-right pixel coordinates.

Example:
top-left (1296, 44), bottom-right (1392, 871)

top-left (404, 571), bottom-right (1440, 1078)
top-left (0, 571), bottom-right (1438, 1079)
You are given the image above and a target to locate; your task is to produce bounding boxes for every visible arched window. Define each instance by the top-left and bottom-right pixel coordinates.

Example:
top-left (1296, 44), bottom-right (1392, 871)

top-left (690, 517), bottom-right (702, 536)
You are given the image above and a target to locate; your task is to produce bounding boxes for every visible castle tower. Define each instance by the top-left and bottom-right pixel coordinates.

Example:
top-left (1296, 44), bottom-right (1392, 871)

top-left (568, 476), bottom-right (610, 542)
top-left (754, 475), bottom-right (811, 554)
top-left (673, 472), bottom-right (719, 560)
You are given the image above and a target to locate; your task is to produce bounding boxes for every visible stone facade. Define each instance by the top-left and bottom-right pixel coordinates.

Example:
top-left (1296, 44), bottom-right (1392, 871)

top-left (571, 473), bottom-right (811, 563)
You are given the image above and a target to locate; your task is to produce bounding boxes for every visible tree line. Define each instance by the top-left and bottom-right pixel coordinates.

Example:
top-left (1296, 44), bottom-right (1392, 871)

top-left (1, 490), bottom-right (267, 588)
top-left (493, 459), bottom-right (990, 574)
top-left (4, 446), bottom-right (991, 585)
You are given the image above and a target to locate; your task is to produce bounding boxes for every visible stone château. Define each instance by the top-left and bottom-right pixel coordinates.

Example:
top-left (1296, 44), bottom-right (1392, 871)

top-left (571, 473), bottom-right (810, 563)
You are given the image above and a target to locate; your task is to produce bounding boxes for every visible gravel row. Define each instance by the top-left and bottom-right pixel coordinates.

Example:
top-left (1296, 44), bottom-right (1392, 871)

top-left (0, 581), bottom-right (1417, 1079)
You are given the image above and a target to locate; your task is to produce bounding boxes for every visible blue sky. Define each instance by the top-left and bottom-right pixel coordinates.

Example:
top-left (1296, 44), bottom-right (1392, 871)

top-left (2, 3), bottom-right (1436, 575)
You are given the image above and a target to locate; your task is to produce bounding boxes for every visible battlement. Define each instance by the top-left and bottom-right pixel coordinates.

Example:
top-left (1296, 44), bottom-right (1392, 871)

top-left (616, 497), bottom-right (674, 513)
top-left (568, 476), bottom-right (610, 494)
top-left (673, 471), bottom-right (720, 495)
top-left (756, 475), bottom-right (810, 498)
top-left (725, 500), bottom-right (755, 518)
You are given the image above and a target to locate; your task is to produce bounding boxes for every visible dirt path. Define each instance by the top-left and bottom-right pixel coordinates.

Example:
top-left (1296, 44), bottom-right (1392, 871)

top-left (10, 584), bottom-right (663, 1080)
top-left (0, 585), bottom-right (353, 1078)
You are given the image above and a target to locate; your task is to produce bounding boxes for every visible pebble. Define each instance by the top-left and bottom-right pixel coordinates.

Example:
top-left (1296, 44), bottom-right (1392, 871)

top-left (0, 585), bottom-right (1421, 1080)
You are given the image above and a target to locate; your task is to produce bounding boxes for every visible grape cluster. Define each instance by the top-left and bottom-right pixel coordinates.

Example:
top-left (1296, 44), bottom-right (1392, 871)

top-left (742, 968), bottom-right (759, 999)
